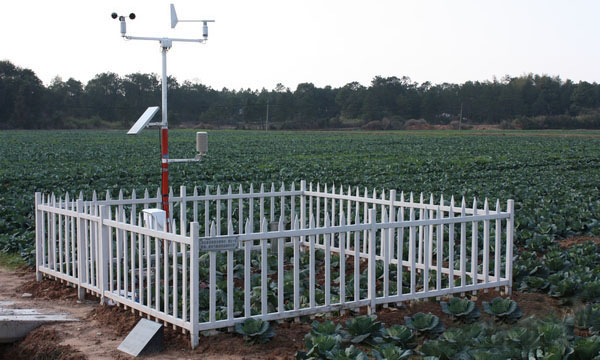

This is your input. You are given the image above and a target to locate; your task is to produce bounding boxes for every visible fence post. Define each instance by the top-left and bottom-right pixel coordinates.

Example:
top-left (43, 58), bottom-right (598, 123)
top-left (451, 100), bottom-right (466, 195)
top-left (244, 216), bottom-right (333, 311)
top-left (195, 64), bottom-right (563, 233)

top-left (367, 208), bottom-right (377, 314)
top-left (98, 205), bottom-right (109, 304)
top-left (190, 221), bottom-right (200, 349)
top-left (76, 199), bottom-right (85, 300)
top-left (35, 192), bottom-right (43, 281)
top-left (505, 200), bottom-right (514, 295)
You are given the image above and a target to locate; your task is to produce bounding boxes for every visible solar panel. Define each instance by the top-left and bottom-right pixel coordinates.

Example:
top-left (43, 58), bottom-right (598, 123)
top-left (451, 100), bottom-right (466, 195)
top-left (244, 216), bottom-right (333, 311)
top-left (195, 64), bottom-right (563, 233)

top-left (127, 106), bottom-right (160, 135)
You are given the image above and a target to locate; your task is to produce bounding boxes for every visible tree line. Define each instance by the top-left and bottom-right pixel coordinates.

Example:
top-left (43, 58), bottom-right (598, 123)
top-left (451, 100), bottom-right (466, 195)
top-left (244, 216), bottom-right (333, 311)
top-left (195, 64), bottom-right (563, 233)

top-left (2, 60), bottom-right (600, 130)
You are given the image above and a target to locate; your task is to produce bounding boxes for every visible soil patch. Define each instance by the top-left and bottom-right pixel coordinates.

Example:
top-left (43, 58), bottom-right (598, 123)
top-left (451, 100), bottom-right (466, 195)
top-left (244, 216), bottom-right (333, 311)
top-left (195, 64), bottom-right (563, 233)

top-left (1, 327), bottom-right (86, 360)
top-left (557, 235), bottom-right (600, 249)
top-left (89, 303), bottom-right (312, 359)
top-left (192, 321), bottom-right (311, 360)
top-left (88, 304), bottom-right (190, 351)
top-left (18, 278), bottom-right (82, 301)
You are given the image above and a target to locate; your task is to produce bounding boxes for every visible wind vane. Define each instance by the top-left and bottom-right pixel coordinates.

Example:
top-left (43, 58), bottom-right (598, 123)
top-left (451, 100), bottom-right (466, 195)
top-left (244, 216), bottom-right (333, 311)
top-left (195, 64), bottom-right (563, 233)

top-left (111, 4), bottom-right (214, 228)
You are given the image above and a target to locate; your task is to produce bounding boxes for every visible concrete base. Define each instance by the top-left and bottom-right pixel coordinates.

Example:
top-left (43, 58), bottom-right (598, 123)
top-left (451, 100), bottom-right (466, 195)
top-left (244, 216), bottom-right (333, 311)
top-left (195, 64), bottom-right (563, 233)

top-left (0, 305), bottom-right (78, 343)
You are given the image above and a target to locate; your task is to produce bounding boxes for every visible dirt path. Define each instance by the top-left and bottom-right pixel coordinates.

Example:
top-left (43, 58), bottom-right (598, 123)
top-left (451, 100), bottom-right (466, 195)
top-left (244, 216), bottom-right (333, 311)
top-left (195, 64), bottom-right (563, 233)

top-left (0, 268), bottom-right (128, 360)
top-left (0, 268), bottom-right (306, 359)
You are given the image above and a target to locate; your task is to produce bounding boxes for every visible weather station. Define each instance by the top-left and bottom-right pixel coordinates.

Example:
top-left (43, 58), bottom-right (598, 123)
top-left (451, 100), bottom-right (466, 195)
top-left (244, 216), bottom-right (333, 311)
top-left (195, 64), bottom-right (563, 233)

top-left (111, 5), bottom-right (214, 230)
top-left (30, 3), bottom-right (515, 352)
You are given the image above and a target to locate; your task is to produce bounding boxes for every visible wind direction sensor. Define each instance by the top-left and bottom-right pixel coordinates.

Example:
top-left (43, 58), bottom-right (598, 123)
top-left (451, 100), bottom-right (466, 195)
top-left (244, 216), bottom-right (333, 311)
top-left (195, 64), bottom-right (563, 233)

top-left (170, 4), bottom-right (215, 38)
top-left (111, 4), bottom-right (215, 227)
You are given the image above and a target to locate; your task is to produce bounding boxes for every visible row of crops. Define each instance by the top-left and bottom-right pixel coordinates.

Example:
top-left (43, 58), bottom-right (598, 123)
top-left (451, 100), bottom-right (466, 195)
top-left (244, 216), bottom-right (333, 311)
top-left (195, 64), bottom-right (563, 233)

top-left (1, 130), bottom-right (600, 302)
top-left (235, 297), bottom-right (600, 359)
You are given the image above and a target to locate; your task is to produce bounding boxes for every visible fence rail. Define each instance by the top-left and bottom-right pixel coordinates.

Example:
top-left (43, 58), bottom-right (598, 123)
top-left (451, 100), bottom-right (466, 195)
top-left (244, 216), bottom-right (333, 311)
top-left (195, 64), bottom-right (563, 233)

top-left (35, 180), bottom-right (514, 348)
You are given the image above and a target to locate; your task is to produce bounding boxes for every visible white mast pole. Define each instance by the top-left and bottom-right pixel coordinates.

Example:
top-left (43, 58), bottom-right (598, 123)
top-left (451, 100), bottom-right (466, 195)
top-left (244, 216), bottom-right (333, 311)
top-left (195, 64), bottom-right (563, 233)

top-left (162, 46), bottom-right (168, 127)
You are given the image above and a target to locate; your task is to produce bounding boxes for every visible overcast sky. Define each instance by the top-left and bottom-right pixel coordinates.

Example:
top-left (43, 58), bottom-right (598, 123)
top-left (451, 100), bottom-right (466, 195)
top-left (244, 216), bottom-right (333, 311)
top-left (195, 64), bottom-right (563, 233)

top-left (3, 0), bottom-right (600, 90)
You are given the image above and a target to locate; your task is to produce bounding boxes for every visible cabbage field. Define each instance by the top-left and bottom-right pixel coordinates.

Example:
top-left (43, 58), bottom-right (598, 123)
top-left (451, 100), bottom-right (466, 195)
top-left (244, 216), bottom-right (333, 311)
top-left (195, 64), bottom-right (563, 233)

top-left (2, 130), bottom-right (600, 298)
top-left (3, 129), bottom-right (600, 357)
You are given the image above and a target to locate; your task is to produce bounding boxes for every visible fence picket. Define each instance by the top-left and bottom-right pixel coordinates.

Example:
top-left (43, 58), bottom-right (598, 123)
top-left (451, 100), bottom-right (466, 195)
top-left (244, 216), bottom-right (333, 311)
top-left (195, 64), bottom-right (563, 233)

top-left (354, 206), bottom-right (360, 302)
top-left (260, 217), bottom-right (268, 315)
top-left (131, 190), bottom-right (137, 305)
top-left (292, 182), bottom-right (297, 227)
top-left (449, 197), bottom-right (455, 290)
top-left (323, 184), bottom-right (328, 230)
top-left (172, 220), bottom-right (178, 321)
top-left (64, 194), bottom-right (70, 276)
top-left (382, 207), bottom-right (390, 300)
top-left (216, 186), bottom-right (221, 236)
top-left (331, 185), bottom-right (336, 228)
top-left (389, 190), bottom-right (396, 265)
top-left (363, 188), bottom-right (368, 253)
top-left (181, 186), bottom-right (187, 237)
top-left (437, 204), bottom-right (443, 292)
top-left (339, 214), bottom-right (346, 305)
top-left (460, 198), bottom-right (467, 292)
top-left (316, 183), bottom-right (321, 229)
top-left (506, 200), bottom-right (514, 295)
top-left (249, 184), bottom-right (255, 232)
top-left (397, 207), bottom-right (403, 296)
top-left (51, 194), bottom-right (56, 272)
top-left (209, 222), bottom-right (217, 323)
top-left (244, 219), bottom-right (252, 317)
top-left (309, 215), bottom-right (316, 309)
top-left (471, 198), bottom-right (478, 294)
top-left (270, 183), bottom-right (275, 224)
top-left (495, 199), bottom-right (501, 289)
top-left (367, 209), bottom-right (376, 314)
top-left (227, 220), bottom-right (234, 321)
top-left (293, 216), bottom-right (300, 311)
top-left (260, 183), bottom-right (265, 223)
top-left (428, 194), bottom-right (434, 267)
top-left (418, 193), bottom-right (424, 266)
top-left (239, 185), bottom-right (244, 234)
top-left (138, 213), bottom-right (144, 309)
top-left (193, 186), bottom-right (198, 224)
top-left (423, 210), bottom-right (430, 293)
top-left (324, 214), bottom-right (331, 306)
top-left (483, 199), bottom-right (490, 290)
top-left (190, 222), bottom-right (199, 348)
top-left (309, 183), bottom-right (313, 228)
top-left (205, 186), bottom-right (210, 237)
top-left (145, 215), bottom-right (151, 308)
top-left (409, 205), bottom-right (416, 295)
top-left (76, 199), bottom-right (85, 299)
top-left (277, 216), bottom-right (284, 313)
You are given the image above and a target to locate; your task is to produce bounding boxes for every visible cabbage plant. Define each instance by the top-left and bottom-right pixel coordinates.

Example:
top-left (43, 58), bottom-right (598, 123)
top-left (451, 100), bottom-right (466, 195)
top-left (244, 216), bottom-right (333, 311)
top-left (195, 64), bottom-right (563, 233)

top-left (341, 315), bottom-right (385, 346)
top-left (298, 334), bottom-right (343, 360)
top-left (370, 343), bottom-right (412, 360)
top-left (571, 336), bottom-right (600, 360)
top-left (404, 312), bottom-right (444, 337)
top-left (234, 318), bottom-right (275, 344)
top-left (310, 320), bottom-right (342, 337)
top-left (482, 297), bottom-right (522, 323)
top-left (575, 305), bottom-right (600, 334)
top-left (382, 324), bottom-right (415, 349)
top-left (440, 297), bottom-right (481, 323)
top-left (326, 345), bottom-right (368, 360)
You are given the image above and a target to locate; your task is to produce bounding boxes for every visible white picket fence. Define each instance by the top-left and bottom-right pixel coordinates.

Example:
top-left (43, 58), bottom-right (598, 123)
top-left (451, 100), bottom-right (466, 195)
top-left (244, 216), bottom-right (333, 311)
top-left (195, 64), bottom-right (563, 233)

top-left (34, 180), bottom-right (514, 348)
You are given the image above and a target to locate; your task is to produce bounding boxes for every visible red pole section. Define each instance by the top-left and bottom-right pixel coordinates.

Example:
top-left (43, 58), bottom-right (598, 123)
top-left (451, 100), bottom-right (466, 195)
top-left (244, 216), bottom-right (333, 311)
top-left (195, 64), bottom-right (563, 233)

top-left (161, 127), bottom-right (169, 221)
